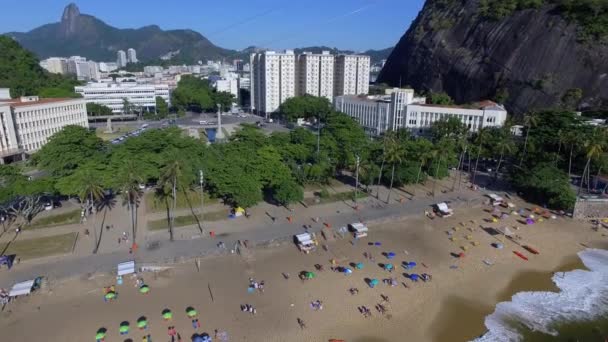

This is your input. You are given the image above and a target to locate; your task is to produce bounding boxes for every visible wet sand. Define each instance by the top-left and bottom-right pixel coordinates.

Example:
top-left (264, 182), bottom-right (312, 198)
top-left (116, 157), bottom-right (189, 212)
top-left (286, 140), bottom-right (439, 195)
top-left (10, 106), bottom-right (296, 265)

top-left (0, 203), bottom-right (605, 342)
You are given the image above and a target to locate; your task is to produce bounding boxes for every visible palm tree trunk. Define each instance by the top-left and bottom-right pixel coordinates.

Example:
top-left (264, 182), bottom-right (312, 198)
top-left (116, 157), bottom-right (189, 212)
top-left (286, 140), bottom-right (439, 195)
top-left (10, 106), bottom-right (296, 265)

top-left (519, 127), bottom-right (530, 166)
top-left (577, 158), bottom-right (591, 196)
top-left (432, 155), bottom-right (442, 197)
top-left (554, 142), bottom-right (562, 167)
top-left (568, 144), bottom-right (574, 178)
top-left (414, 161), bottom-right (423, 196)
top-left (386, 164), bottom-right (395, 204)
top-left (472, 146), bottom-right (482, 185)
top-left (495, 148), bottom-right (505, 180)
top-left (170, 177), bottom-right (177, 241)
top-left (452, 151), bottom-right (464, 191)
top-left (129, 199), bottom-right (136, 242)
top-left (90, 192), bottom-right (98, 254)
top-left (376, 154), bottom-right (386, 199)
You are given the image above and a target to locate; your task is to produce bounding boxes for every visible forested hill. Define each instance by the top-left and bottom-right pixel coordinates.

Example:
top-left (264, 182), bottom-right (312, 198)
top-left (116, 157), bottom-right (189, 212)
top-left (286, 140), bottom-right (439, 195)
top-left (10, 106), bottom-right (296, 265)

top-left (378, 0), bottom-right (608, 115)
top-left (0, 36), bottom-right (80, 98)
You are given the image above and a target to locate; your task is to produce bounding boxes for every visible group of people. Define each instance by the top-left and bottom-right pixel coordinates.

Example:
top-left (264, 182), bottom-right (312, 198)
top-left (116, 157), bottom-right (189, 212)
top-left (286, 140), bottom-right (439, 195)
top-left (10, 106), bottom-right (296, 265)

top-left (248, 278), bottom-right (265, 293)
top-left (310, 300), bottom-right (323, 311)
top-left (0, 288), bottom-right (8, 305)
top-left (240, 304), bottom-right (257, 315)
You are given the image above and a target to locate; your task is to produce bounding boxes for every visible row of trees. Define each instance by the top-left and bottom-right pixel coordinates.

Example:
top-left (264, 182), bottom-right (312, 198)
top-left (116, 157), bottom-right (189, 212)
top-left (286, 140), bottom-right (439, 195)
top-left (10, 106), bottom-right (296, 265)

top-left (171, 75), bottom-right (235, 113)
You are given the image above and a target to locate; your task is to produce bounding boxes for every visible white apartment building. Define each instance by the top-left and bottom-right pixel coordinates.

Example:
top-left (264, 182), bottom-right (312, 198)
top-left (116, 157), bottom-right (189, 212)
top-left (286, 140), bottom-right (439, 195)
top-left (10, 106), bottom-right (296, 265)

top-left (117, 50), bottom-right (127, 68)
top-left (334, 55), bottom-right (370, 96)
top-left (0, 91), bottom-right (88, 163)
top-left (214, 76), bottom-right (239, 99)
top-left (40, 57), bottom-right (68, 74)
top-left (75, 82), bottom-right (170, 114)
top-left (297, 51), bottom-right (335, 101)
top-left (334, 88), bottom-right (507, 136)
top-left (250, 50), bottom-right (296, 116)
top-left (127, 48), bottom-right (138, 64)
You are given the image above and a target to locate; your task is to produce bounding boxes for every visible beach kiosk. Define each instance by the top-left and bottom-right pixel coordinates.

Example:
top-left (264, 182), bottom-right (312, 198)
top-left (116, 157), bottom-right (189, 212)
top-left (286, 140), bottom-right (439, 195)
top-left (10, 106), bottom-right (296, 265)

top-left (348, 222), bottom-right (369, 239)
top-left (487, 194), bottom-right (504, 206)
top-left (434, 202), bottom-right (454, 218)
top-left (117, 260), bottom-right (136, 276)
top-left (9, 277), bottom-right (42, 298)
top-left (294, 233), bottom-right (316, 253)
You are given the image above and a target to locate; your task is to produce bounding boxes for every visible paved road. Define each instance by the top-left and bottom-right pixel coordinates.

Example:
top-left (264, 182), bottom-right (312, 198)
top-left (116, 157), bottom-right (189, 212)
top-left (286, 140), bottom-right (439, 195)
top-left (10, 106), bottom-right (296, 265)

top-left (0, 189), bottom-right (484, 288)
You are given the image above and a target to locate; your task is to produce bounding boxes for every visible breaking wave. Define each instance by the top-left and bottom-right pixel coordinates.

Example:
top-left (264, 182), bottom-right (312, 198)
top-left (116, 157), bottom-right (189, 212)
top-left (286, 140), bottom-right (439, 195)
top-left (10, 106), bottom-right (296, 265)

top-left (474, 248), bottom-right (608, 342)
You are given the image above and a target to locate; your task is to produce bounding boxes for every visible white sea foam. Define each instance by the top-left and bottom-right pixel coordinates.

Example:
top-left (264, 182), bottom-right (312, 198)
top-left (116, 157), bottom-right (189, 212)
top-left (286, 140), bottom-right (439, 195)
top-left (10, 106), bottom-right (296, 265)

top-left (474, 249), bottom-right (608, 342)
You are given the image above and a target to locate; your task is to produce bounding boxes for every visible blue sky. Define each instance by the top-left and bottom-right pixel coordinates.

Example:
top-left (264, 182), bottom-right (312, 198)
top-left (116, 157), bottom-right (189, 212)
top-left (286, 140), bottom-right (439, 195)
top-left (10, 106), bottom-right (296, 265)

top-left (0, 0), bottom-right (425, 51)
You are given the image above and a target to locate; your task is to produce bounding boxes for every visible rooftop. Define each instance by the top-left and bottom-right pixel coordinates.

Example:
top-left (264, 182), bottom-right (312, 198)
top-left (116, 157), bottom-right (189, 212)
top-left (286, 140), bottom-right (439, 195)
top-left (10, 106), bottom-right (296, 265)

top-left (0, 97), bottom-right (80, 108)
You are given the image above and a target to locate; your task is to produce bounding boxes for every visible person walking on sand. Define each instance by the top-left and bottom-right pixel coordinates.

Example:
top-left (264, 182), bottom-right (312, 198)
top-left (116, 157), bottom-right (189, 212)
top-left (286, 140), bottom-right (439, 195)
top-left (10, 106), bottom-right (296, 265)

top-left (297, 318), bottom-right (306, 329)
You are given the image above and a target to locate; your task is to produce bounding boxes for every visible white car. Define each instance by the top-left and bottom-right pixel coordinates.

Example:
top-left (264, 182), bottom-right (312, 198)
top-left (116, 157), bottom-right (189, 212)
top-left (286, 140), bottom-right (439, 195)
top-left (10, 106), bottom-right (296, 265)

top-left (199, 120), bottom-right (208, 125)
top-left (44, 203), bottom-right (53, 211)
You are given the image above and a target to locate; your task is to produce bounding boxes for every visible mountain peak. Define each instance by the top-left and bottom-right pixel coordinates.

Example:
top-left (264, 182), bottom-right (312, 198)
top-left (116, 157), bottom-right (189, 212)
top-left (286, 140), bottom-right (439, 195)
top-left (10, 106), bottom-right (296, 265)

top-left (60, 3), bottom-right (81, 37)
top-left (61, 3), bottom-right (80, 22)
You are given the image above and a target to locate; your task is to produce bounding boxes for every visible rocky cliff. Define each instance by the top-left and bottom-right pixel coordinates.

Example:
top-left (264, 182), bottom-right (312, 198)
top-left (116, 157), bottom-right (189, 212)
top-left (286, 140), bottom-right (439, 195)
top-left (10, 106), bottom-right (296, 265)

top-left (377, 0), bottom-right (608, 115)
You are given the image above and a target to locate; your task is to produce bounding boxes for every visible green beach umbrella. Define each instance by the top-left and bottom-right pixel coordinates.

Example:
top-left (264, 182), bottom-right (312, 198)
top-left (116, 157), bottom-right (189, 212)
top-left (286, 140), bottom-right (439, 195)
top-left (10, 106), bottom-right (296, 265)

top-left (95, 328), bottom-right (107, 340)
top-left (137, 317), bottom-right (148, 329)
top-left (119, 324), bottom-right (129, 334)
top-left (162, 309), bottom-right (173, 320)
top-left (139, 285), bottom-right (150, 294)
top-left (187, 307), bottom-right (198, 318)
top-left (306, 272), bottom-right (315, 279)
top-left (105, 292), bottom-right (115, 300)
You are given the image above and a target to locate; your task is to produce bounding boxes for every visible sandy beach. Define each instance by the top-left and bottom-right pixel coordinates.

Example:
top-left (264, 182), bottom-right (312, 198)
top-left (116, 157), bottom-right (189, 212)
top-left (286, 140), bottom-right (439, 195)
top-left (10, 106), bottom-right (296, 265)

top-left (1, 200), bottom-right (606, 342)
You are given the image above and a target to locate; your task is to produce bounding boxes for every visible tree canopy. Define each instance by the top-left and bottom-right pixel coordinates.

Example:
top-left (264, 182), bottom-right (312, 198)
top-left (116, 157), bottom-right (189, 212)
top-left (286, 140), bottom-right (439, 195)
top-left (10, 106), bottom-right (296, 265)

top-left (278, 95), bottom-right (333, 122)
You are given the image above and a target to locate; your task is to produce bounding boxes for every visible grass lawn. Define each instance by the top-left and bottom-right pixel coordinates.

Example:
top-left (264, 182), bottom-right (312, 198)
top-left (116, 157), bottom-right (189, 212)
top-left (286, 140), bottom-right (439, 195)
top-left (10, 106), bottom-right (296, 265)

top-left (147, 209), bottom-right (229, 231)
top-left (27, 209), bottom-right (81, 229)
top-left (144, 189), bottom-right (219, 213)
top-left (95, 126), bottom-right (134, 141)
top-left (303, 190), bottom-right (368, 206)
top-left (0, 232), bottom-right (78, 260)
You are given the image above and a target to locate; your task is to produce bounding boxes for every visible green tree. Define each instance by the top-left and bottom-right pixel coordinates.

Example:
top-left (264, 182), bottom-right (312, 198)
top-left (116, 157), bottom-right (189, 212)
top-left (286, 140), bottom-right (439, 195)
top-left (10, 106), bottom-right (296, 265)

top-left (212, 91), bottom-right (235, 112)
top-left (578, 127), bottom-right (606, 195)
top-left (384, 134), bottom-right (406, 203)
top-left (430, 117), bottom-right (469, 143)
top-left (86, 103), bottom-right (113, 116)
top-left (519, 112), bottom-right (539, 166)
top-left (272, 179), bottom-right (304, 206)
top-left (561, 88), bottom-right (583, 110)
top-left (511, 163), bottom-right (576, 210)
top-left (117, 161), bottom-right (143, 243)
top-left (278, 95), bottom-right (332, 122)
top-left (428, 92), bottom-right (454, 105)
top-left (33, 125), bottom-right (105, 177)
top-left (158, 159), bottom-right (185, 241)
top-left (171, 75), bottom-right (214, 112)
top-left (155, 96), bottom-right (169, 118)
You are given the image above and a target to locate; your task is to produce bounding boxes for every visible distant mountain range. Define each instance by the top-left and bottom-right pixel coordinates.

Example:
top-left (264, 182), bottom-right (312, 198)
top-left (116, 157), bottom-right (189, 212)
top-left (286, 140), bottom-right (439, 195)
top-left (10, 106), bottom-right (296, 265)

top-left (3, 3), bottom-right (392, 65)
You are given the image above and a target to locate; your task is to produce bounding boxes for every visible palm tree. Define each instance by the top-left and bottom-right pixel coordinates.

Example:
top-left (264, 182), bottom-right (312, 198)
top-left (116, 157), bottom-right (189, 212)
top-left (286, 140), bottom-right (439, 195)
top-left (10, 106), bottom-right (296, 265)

top-left (578, 127), bottom-right (606, 196)
top-left (375, 132), bottom-right (391, 199)
top-left (118, 163), bottom-right (143, 244)
top-left (472, 128), bottom-right (488, 185)
top-left (564, 129), bottom-right (579, 178)
top-left (494, 128), bottom-right (515, 180)
top-left (519, 112), bottom-right (539, 166)
top-left (554, 129), bottom-right (565, 167)
top-left (78, 174), bottom-right (104, 253)
top-left (430, 139), bottom-right (450, 197)
top-left (385, 135), bottom-right (405, 204)
top-left (159, 159), bottom-right (184, 241)
top-left (414, 149), bottom-right (432, 195)
top-left (451, 135), bottom-right (469, 191)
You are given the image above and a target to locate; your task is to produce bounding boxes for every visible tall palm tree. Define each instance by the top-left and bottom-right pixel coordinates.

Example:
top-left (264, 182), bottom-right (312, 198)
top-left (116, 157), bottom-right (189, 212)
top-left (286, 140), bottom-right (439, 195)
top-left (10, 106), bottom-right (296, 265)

top-left (431, 139), bottom-right (450, 197)
top-left (78, 174), bottom-right (104, 253)
top-left (564, 129), bottom-right (579, 178)
top-left (451, 134), bottom-right (469, 191)
top-left (414, 149), bottom-right (432, 195)
top-left (385, 135), bottom-right (405, 204)
top-left (375, 132), bottom-right (391, 198)
top-left (118, 163), bottom-right (143, 244)
top-left (578, 127), bottom-right (606, 196)
top-left (159, 160), bottom-right (184, 241)
top-left (472, 128), bottom-right (488, 185)
top-left (494, 129), bottom-right (515, 180)
top-left (519, 112), bottom-right (538, 166)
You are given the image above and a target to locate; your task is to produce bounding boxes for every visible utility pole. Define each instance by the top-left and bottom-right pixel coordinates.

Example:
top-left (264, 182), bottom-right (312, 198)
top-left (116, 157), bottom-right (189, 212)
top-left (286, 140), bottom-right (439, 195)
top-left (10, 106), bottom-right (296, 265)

top-left (199, 169), bottom-right (205, 236)
top-left (354, 155), bottom-right (360, 204)
top-left (316, 118), bottom-right (321, 158)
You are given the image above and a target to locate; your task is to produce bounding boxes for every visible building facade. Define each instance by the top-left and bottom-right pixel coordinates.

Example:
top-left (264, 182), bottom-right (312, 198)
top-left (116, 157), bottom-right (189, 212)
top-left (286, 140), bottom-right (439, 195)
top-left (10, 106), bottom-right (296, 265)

top-left (334, 89), bottom-right (507, 136)
top-left (117, 50), bottom-right (127, 68)
top-left (251, 51), bottom-right (370, 116)
top-left (0, 91), bottom-right (88, 163)
top-left (127, 48), bottom-right (138, 64)
top-left (250, 50), bottom-right (296, 116)
top-left (297, 51), bottom-right (335, 101)
top-left (75, 82), bottom-right (170, 114)
top-left (40, 57), bottom-right (68, 74)
top-left (334, 55), bottom-right (370, 96)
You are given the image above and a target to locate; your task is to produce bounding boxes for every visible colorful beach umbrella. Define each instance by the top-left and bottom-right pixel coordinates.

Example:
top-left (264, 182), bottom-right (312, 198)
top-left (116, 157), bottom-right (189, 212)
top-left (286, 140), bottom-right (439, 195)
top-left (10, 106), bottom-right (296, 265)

top-left (105, 292), bottom-right (115, 300)
top-left (137, 317), bottom-right (148, 329)
top-left (139, 285), bottom-right (150, 294)
top-left (384, 263), bottom-right (394, 270)
top-left (355, 262), bottom-right (364, 270)
top-left (369, 278), bottom-right (379, 287)
top-left (343, 268), bottom-right (353, 274)
top-left (119, 323), bottom-right (129, 334)
top-left (305, 271), bottom-right (315, 279)
top-left (386, 252), bottom-right (395, 259)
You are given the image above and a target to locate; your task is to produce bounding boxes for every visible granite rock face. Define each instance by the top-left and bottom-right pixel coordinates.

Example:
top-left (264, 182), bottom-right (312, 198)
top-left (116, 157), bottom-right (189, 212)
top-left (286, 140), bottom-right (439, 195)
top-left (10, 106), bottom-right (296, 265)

top-left (377, 0), bottom-right (608, 115)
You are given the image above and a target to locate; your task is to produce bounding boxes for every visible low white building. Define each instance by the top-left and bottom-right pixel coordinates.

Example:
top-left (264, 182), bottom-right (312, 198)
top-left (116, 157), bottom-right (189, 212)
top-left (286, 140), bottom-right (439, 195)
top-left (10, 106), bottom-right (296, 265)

top-left (75, 82), bottom-right (170, 114)
top-left (0, 90), bottom-right (88, 163)
top-left (334, 88), bottom-right (507, 136)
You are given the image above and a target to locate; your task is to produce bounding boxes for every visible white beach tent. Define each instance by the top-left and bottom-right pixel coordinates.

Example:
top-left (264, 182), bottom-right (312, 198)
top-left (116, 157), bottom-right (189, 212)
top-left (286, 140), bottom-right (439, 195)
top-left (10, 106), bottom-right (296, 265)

top-left (295, 233), bottom-right (313, 246)
top-left (349, 222), bottom-right (369, 234)
top-left (8, 279), bottom-right (35, 297)
top-left (117, 260), bottom-right (136, 276)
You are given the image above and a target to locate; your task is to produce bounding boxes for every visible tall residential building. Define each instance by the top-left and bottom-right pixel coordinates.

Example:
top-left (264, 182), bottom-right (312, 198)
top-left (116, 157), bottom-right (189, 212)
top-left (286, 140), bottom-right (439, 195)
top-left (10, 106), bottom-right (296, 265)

top-left (127, 48), bottom-right (138, 64)
top-left (334, 88), bottom-right (507, 136)
top-left (0, 90), bottom-right (88, 163)
top-left (250, 50), bottom-right (296, 116)
top-left (117, 50), bottom-right (127, 68)
top-left (334, 55), bottom-right (370, 96)
top-left (297, 51), bottom-right (335, 101)
top-left (75, 82), bottom-right (170, 114)
top-left (40, 57), bottom-right (67, 74)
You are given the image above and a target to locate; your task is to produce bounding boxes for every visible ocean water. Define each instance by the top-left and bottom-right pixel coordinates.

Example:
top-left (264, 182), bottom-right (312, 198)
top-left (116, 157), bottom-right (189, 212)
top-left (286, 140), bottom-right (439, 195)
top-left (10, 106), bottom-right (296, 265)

top-left (474, 249), bottom-right (608, 342)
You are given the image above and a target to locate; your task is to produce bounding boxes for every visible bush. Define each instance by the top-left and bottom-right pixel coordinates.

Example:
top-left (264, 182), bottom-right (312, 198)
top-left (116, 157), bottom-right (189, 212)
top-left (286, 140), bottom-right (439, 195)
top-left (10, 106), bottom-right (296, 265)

top-left (510, 163), bottom-right (576, 210)
top-left (318, 188), bottom-right (330, 199)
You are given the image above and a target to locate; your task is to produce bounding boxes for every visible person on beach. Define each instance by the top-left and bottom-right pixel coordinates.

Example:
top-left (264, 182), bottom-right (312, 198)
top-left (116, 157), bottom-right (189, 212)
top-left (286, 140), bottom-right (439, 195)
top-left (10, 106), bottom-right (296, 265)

top-left (297, 318), bottom-right (306, 329)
